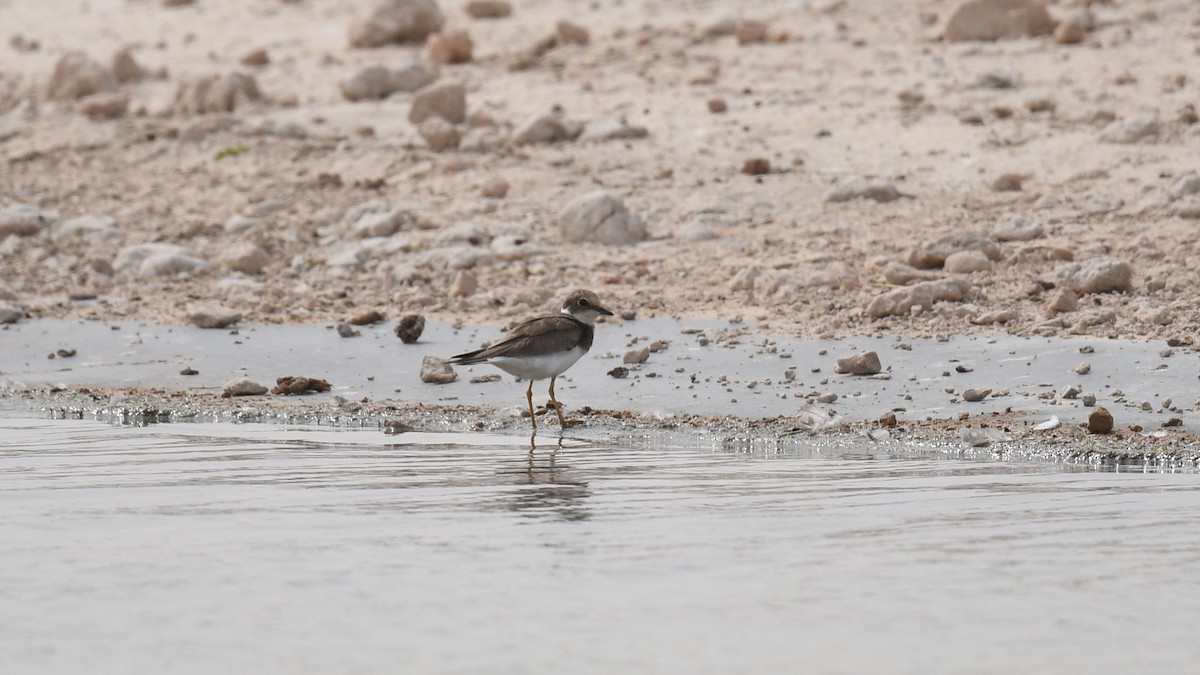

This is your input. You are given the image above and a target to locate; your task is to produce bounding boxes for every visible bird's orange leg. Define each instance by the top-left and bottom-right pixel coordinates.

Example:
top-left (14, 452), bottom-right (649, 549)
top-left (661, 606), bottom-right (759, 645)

top-left (526, 380), bottom-right (537, 429)
top-left (548, 377), bottom-right (577, 428)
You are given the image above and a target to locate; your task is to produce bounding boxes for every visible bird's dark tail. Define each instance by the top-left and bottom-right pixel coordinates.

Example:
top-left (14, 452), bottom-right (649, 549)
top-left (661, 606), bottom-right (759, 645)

top-left (447, 348), bottom-right (488, 365)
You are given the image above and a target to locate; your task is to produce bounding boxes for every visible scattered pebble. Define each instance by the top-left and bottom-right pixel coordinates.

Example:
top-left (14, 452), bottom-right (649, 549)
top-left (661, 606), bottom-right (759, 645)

top-left (222, 377), bottom-right (268, 398)
top-left (624, 347), bottom-right (650, 364)
top-left (866, 279), bottom-right (972, 318)
top-left (481, 176), bottom-right (509, 198)
top-left (180, 367), bottom-right (199, 376)
top-left (1087, 406), bottom-right (1114, 434)
top-left (218, 242), bottom-right (270, 275)
top-left (1056, 256), bottom-right (1134, 294)
top-left (340, 62), bottom-right (436, 101)
top-left (190, 305), bottom-right (242, 329)
top-left (174, 72), bottom-right (260, 114)
top-left (735, 19), bottom-right (768, 45)
top-left (0, 204), bottom-right (57, 238)
top-left (450, 270), bottom-right (478, 297)
top-left (962, 387), bottom-right (991, 402)
top-left (943, 250), bottom-right (994, 274)
top-left (348, 310), bottom-right (385, 325)
top-left (559, 191), bottom-right (647, 246)
top-left (1082, 393), bottom-right (1097, 407)
top-left (607, 366), bottom-right (629, 379)
top-left (943, 0), bottom-right (1054, 42)
top-left (1100, 113), bottom-right (1159, 144)
top-left (513, 112), bottom-right (574, 145)
top-left (420, 355), bottom-right (457, 383)
top-left (817, 392), bottom-right (838, 404)
top-left (835, 351), bottom-right (882, 376)
top-left (409, 82), bottom-right (467, 124)
top-left (824, 176), bottom-right (900, 203)
top-left (47, 51), bottom-right (118, 100)
top-left (1060, 385), bottom-right (1081, 400)
top-left (909, 232), bottom-right (1000, 269)
top-left (240, 48), bottom-right (270, 67)
top-left (742, 158), bottom-right (770, 175)
top-left (418, 117), bottom-right (462, 152)
top-left (707, 98), bottom-right (727, 113)
top-left (336, 321), bottom-right (360, 337)
top-left (555, 20), bottom-right (590, 46)
top-left (271, 376), bottom-right (332, 395)
top-left (465, 1), bottom-right (512, 19)
top-left (991, 173), bottom-right (1023, 191)
top-left (1075, 362), bottom-right (1091, 375)
top-left (349, 0), bottom-right (445, 48)
top-left (395, 314), bottom-right (426, 343)
top-left (114, 243), bottom-right (208, 278)
top-left (426, 29), bottom-right (473, 64)
top-left (990, 213), bottom-right (1044, 242)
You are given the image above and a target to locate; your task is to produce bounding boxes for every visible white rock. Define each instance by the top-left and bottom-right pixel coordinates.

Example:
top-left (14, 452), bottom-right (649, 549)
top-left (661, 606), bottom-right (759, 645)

top-left (1100, 114), bottom-right (1160, 144)
top-left (408, 82), bottom-right (466, 124)
top-left (0, 300), bottom-right (24, 324)
top-left (556, 20), bottom-right (590, 46)
top-left (866, 279), bottom-right (973, 318)
top-left (824, 176), bottom-right (900, 203)
top-left (53, 214), bottom-right (120, 242)
top-left (223, 377), bottom-right (268, 397)
top-left (512, 112), bottom-right (571, 146)
top-left (579, 118), bottom-right (649, 143)
top-left (1168, 173), bottom-right (1200, 201)
top-left (701, 13), bottom-right (738, 39)
top-left (113, 242), bottom-right (208, 278)
top-left (420, 355), bottom-right (457, 383)
top-left (418, 116), bottom-right (461, 151)
top-left (190, 304), bottom-right (243, 328)
top-left (219, 242), bottom-right (270, 274)
top-left (224, 214), bottom-right (261, 235)
top-left (1056, 256), bottom-right (1133, 294)
top-left (1135, 304), bottom-right (1173, 326)
top-left (449, 270), bottom-right (477, 297)
top-left (426, 29), bottom-right (473, 64)
top-left (908, 232), bottom-right (1001, 269)
top-left (943, 0), bottom-right (1055, 42)
top-left (675, 219), bottom-right (719, 242)
top-left (559, 191), bottom-right (647, 246)
top-left (1172, 198), bottom-right (1200, 219)
top-left (480, 176), bottom-right (509, 198)
top-left (47, 51), bottom-right (118, 100)
top-left (990, 213), bottom-right (1044, 241)
top-left (943, 250), bottom-right (994, 274)
top-left (339, 61), bottom-right (437, 101)
top-left (349, 0), bottom-right (445, 48)
top-left (0, 204), bottom-right (58, 237)
top-left (353, 209), bottom-right (413, 238)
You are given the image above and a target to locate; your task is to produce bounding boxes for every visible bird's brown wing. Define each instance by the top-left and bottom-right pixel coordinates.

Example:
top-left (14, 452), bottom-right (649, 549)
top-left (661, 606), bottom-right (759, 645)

top-left (449, 315), bottom-right (585, 363)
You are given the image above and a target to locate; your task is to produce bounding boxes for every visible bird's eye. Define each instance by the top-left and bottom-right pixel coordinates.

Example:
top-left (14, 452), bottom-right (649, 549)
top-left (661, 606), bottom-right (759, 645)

top-left (578, 298), bottom-right (590, 306)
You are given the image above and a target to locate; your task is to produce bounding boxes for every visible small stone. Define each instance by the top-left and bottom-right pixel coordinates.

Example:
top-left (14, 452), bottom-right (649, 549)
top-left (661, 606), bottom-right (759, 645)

top-left (1053, 18), bottom-right (1086, 44)
top-left (47, 51), bottom-right (118, 100)
top-left (339, 62), bottom-right (437, 101)
top-left (909, 232), bottom-right (1001, 269)
top-left (449, 270), bottom-right (478, 297)
top-left (943, 0), bottom-right (1055, 42)
top-left (190, 305), bottom-right (243, 329)
top-left (348, 310), bottom-right (385, 325)
top-left (990, 213), bottom-right (1044, 242)
top-left (222, 377), bottom-right (268, 398)
top-left (943, 250), bottom-right (994, 274)
top-left (512, 112), bottom-right (572, 145)
top-left (559, 191), bottom-right (647, 246)
top-left (735, 19), bottom-right (768, 45)
top-left (1140, 400), bottom-right (1153, 412)
top-left (962, 387), bottom-right (991, 402)
top-left (1060, 384), bottom-right (1081, 400)
top-left (409, 82), bottom-right (467, 124)
top-left (1100, 114), bottom-right (1160, 144)
top-left (707, 98), bottom-right (727, 113)
top-left (111, 48), bottom-right (149, 83)
top-left (579, 118), bottom-right (648, 143)
top-left (879, 412), bottom-right (897, 428)
top-left (0, 204), bottom-right (57, 238)
top-left (991, 173), bottom-right (1023, 191)
top-left (1047, 287), bottom-right (1078, 313)
top-left (114, 242), bottom-right (208, 278)
top-left (240, 48), bottom-right (270, 67)
top-left (742, 158), bottom-right (770, 175)
top-left (173, 72), bottom-right (260, 115)
top-left (420, 355), bottom-right (457, 384)
top-left (816, 392), bottom-right (838, 404)
top-left (395, 314), bottom-right (426, 343)
top-left (866, 279), bottom-right (972, 318)
top-left (1075, 362), bottom-right (1091, 375)
top-left (480, 176), bottom-right (509, 198)
top-left (1025, 98), bottom-right (1056, 113)
top-left (824, 176), bottom-right (900, 203)
top-left (271, 376), bottom-right (331, 395)
top-left (180, 367), bottom-right (199, 376)
top-left (219, 242), bottom-right (270, 274)
top-left (0, 301), bottom-right (24, 324)
top-left (337, 321), bottom-right (360, 337)
top-left (465, 1), bottom-right (512, 19)
top-left (349, 0), bottom-right (445, 48)
top-left (418, 117), bottom-right (461, 152)
top-left (426, 30), bottom-right (473, 64)
top-left (555, 20), bottom-right (590, 46)
top-left (80, 92), bottom-right (129, 120)
top-left (1162, 418), bottom-right (1183, 428)
top-left (470, 373), bottom-right (502, 383)
top-left (971, 310), bottom-right (1013, 325)
top-left (1056, 256), bottom-right (1134, 294)
top-left (607, 366), bottom-right (629, 379)
top-left (1087, 406), bottom-right (1114, 434)
top-left (624, 347), bottom-right (650, 364)
top-left (835, 351), bottom-right (882, 376)
top-left (1082, 393), bottom-right (1097, 407)
top-left (1168, 173), bottom-right (1200, 201)
top-left (701, 13), bottom-right (738, 39)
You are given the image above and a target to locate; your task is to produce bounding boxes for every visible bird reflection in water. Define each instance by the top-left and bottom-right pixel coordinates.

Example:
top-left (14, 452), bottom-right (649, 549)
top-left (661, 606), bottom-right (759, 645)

top-left (501, 432), bottom-right (591, 522)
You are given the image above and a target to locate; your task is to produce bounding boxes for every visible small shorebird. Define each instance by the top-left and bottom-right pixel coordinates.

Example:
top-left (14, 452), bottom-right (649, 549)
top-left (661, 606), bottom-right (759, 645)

top-left (448, 289), bottom-right (613, 429)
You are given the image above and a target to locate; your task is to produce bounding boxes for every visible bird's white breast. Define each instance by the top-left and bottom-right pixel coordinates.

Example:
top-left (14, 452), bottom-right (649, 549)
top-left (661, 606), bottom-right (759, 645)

top-left (487, 347), bottom-right (587, 381)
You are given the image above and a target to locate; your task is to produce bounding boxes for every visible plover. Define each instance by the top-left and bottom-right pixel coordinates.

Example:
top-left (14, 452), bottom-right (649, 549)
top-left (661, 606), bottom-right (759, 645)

top-left (449, 289), bottom-right (613, 429)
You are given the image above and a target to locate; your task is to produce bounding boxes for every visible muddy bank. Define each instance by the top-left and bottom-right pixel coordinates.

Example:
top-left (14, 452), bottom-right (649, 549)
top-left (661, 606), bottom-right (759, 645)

top-left (3, 317), bottom-right (1199, 465)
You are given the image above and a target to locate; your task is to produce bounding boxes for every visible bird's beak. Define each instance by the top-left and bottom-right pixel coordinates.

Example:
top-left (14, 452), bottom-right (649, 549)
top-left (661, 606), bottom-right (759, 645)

top-left (596, 304), bottom-right (614, 317)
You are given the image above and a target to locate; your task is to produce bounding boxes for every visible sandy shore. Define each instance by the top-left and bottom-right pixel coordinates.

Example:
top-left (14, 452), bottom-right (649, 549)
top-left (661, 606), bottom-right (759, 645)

top-left (2, 0), bottom-right (1199, 340)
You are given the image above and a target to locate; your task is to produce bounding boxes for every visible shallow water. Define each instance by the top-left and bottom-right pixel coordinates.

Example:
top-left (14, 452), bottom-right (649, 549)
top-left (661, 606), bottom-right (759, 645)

top-left (2, 416), bottom-right (1199, 674)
